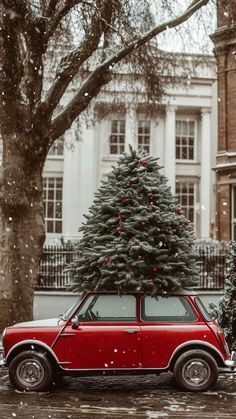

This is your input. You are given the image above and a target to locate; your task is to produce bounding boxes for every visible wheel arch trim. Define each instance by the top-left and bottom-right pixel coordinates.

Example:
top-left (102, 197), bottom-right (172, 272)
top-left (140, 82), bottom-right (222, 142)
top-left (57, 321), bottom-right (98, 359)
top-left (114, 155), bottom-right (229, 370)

top-left (6, 340), bottom-right (60, 364)
top-left (168, 340), bottom-right (225, 369)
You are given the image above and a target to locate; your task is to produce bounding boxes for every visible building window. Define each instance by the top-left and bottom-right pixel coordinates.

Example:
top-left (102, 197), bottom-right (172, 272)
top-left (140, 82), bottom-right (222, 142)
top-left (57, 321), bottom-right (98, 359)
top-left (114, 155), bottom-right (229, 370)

top-left (109, 120), bottom-right (125, 154)
top-left (176, 120), bottom-right (195, 160)
top-left (48, 137), bottom-right (64, 156)
top-left (43, 177), bottom-right (63, 233)
top-left (176, 182), bottom-right (195, 223)
top-left (138, 121), bottom-right (150, 153)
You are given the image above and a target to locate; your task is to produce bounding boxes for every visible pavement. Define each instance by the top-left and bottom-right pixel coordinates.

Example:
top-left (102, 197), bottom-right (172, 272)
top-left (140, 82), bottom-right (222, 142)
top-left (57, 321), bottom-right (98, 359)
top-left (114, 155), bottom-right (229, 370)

top-left (0, 367), bottom-right (236, 418)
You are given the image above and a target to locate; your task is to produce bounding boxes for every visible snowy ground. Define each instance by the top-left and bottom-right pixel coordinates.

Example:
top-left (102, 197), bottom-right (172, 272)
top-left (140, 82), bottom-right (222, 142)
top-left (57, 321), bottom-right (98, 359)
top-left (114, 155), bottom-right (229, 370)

top-left (0, 369), bottom-right (236, 418)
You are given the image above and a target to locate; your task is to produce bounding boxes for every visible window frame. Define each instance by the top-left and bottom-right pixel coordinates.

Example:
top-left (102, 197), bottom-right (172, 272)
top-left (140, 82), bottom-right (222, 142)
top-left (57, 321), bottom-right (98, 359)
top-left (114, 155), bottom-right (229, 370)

top-left (137, 120), bottom-right (151, 154)
top-left (108, 119), bottom-right (126, 156)
top-left (140, 295), bottom-right (198, 323)
top-left (43, 176), bottom-right (63, 235)
top-left (175, 119), bottom-right (197, 163)
top-left (76, 294), bottom-right (137, 323)
top-left (176, 180), bottom-right (197, 231)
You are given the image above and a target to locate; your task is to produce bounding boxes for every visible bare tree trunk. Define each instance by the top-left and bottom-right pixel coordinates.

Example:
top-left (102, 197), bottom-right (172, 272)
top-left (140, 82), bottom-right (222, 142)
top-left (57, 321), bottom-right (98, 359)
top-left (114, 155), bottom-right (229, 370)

top-left (0, 131), bottom-right (46, 330)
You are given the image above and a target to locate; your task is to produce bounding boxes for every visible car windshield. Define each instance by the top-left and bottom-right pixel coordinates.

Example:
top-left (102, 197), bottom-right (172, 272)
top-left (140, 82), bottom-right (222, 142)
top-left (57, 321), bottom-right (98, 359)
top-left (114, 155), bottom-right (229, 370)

top-left (62, 296), bottom-right (82, 320)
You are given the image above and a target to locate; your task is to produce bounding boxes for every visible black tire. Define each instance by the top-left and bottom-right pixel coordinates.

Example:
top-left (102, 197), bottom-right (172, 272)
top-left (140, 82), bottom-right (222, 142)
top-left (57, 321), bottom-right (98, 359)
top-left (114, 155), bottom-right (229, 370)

top-left (9, 351), bottom-right (54, 392)
top-left (173, 349), bottom-right (218, 392)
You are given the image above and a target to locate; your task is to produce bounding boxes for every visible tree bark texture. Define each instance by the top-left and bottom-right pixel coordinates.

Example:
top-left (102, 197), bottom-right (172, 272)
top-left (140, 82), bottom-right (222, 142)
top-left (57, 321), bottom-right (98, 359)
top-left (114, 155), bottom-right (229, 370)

top-left (0, 130), bottom-right (46, 329)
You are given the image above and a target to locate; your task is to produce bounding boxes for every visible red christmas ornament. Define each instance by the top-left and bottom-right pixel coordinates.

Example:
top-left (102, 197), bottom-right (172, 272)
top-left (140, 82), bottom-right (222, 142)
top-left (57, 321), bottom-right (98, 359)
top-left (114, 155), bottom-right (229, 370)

top-left (152, 266), bottom-right (158, 273)
top-left (116, 215), bottom-right (123, 222)
top-left (177, 209), bottom-right (184, 216)
top-left (125, 180), bottom-right (131, 188)
top-left (148, 195), bottom-right (153, 204)
top-left (141, 159), bottom-right (148, 167)
top-left (123, 197), bottom-right (129, 204)
top-left (116, 227), bottom-right (122, 234)
top-left (104, 257), bottom-right (109, 263)
top-left (139, 255), bottom-right (145, 260)
top-left (140, 220), bottom-right (146, 227)
top-left (148, 278), bottom-right (155, 284)
top-left (163, 227), bottom-right (170, 234)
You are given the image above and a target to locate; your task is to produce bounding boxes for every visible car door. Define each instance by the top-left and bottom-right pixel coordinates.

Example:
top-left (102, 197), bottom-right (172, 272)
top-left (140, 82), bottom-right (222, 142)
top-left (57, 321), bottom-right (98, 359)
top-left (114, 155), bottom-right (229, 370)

top-left (139, 295), bottom-right (201, 369)
top-left (62, 294), bottom-right (142, 370)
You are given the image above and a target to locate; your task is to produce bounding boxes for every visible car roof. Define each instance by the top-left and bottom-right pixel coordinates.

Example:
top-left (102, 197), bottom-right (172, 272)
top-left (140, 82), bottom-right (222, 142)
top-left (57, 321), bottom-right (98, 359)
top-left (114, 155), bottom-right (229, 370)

top-left (78, 289), bottom-right (197, 297)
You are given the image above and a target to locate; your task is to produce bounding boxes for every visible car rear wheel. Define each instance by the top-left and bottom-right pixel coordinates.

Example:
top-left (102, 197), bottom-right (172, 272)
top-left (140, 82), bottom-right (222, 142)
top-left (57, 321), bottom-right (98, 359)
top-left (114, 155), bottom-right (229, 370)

top-left (173, 349), bottom-right (218, 392)
top-left (9, 351), bottom-right (53, 392)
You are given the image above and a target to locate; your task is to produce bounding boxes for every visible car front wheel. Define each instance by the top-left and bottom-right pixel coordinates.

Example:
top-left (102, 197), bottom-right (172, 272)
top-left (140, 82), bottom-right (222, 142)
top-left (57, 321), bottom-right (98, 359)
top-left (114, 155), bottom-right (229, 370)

top-left (9, 351), bottom-right (53, 392)
top-left (173, 349), bottom-right (218, 392)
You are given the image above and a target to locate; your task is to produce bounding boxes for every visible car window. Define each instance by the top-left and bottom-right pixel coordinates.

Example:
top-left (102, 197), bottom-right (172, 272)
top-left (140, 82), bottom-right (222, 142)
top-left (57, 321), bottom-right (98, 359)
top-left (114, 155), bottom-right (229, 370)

top-left (77, 295), bottom-right (136, 322)
top-left (141, 296), bottom-right (197, 322)
top-left (195, 297), bottom-right (212, 321)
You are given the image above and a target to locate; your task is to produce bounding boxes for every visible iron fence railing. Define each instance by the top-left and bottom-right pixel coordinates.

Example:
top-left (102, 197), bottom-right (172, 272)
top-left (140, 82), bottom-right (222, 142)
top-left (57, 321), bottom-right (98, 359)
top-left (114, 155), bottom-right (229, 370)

top-left (36, 241), bottom-right (230, 291)
top-left (36, 245), bottom-right (78, 290)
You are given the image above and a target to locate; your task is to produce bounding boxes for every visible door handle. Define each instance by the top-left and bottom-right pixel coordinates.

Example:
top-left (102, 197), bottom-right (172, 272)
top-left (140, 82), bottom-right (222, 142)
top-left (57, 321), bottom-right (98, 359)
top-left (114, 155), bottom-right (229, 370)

top-left (124, 329), bottom-right (139, 334)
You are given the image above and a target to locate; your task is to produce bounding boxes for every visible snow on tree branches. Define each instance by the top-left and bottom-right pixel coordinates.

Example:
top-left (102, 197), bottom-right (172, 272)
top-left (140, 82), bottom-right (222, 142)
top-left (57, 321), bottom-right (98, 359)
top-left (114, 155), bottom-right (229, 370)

top-left (68, 148), bottom-right (199, 295)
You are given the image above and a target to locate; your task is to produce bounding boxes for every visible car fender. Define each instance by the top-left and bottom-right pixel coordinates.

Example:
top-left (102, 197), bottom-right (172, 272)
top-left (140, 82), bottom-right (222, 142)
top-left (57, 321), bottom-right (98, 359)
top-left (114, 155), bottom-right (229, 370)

top-left (5, 339), bottom-right (60, 365)
top-left (168, 339), bottom-right (226, 369)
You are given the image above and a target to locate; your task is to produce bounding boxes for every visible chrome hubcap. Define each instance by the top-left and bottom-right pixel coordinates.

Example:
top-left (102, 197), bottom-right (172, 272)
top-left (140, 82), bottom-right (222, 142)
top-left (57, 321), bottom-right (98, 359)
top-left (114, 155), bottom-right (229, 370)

top-left (16, 359), bottom-right (45, 388)
top-left (182, 359), bottom-right (211, 387)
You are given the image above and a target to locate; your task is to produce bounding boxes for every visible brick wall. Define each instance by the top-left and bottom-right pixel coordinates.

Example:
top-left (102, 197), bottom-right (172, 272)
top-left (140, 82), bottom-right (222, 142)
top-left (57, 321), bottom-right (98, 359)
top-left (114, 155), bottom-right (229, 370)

top-left (211, 9), bottom-right (236, 240)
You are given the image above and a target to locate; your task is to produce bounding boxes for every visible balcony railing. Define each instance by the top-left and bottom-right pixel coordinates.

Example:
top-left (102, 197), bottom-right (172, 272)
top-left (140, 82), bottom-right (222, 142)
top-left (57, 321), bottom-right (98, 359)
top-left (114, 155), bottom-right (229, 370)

top-left (36, 241), bottom-right (230, 291)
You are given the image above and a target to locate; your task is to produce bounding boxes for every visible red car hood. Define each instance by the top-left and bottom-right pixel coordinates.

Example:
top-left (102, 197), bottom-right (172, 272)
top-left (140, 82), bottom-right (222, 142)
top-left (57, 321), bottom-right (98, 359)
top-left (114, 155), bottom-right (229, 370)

top-left (11, 318), bottom-right (60, 328)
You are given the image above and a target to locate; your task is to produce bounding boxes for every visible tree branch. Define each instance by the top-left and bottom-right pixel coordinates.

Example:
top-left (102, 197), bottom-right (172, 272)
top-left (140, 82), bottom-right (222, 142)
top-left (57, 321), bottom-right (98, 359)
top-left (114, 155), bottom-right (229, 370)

top-left (43, 0), bottom-right (112, 117)
top-left (46, 0), bottom-right (59, 16)
top-left (50, 0), bottom-right (210, 139)
top-left (51, 65), bottom-right (112, 139)
top-left (47, 0), bottom-right (84, 38)
top-left (2, 0), bottom-right (35, 22)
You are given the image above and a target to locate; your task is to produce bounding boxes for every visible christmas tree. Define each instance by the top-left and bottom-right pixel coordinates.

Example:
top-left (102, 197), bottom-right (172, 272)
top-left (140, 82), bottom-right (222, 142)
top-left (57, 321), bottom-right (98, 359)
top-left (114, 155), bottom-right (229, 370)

top-left (211, 241), bottom-right (236, 350)
top-left (68, 147), bottom-right (198, 295)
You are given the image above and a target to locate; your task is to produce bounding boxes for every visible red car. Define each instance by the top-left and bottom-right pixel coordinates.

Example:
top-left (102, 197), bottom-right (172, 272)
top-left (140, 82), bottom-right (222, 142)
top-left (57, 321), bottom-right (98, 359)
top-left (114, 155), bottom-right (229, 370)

top-left (0, 291), bottom-right (235, 392)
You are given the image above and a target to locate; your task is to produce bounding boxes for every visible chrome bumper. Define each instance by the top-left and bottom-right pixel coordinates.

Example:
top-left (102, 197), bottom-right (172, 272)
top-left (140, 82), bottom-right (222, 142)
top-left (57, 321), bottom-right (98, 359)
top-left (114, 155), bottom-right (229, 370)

top-left (224, 351), bottom-right (236, 368)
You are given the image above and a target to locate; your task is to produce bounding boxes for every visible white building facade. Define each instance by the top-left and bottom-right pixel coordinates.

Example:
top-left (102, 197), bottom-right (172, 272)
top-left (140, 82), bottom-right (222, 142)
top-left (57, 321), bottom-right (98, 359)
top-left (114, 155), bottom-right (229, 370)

top-left (43, 55), bottom-right (217, 244)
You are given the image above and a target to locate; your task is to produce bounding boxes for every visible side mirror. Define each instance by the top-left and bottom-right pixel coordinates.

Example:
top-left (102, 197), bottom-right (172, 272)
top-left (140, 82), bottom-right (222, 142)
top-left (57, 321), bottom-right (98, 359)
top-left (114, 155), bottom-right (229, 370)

top-left (71, 316), bottom-right (79, 330)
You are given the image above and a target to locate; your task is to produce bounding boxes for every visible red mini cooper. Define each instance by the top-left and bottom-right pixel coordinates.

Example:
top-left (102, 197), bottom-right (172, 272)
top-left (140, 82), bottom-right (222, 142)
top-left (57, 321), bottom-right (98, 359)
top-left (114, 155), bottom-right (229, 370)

top-left (0, 291), bottom-right (235, 392)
